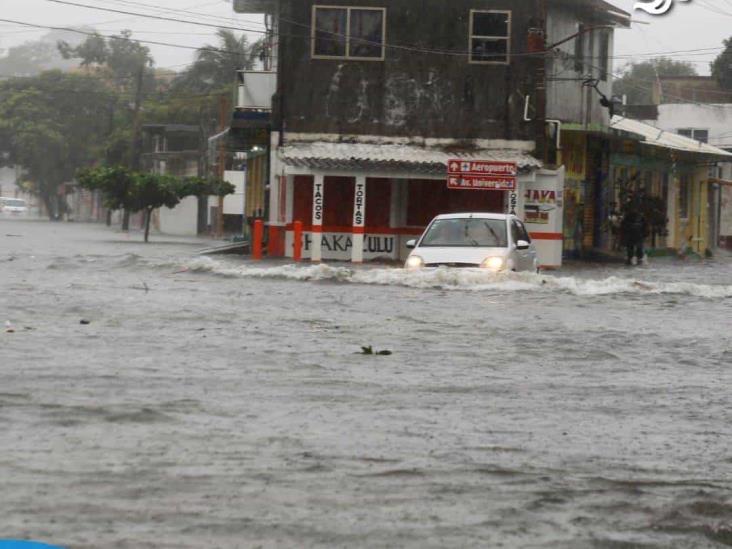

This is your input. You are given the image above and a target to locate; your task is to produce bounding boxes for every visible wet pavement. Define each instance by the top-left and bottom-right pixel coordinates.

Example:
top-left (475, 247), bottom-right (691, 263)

top-left (1, 219), bottom-right (731, 548)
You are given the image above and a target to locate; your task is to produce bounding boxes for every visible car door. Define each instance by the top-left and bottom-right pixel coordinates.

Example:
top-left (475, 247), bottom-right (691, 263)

top-left (515, 219), bottom-right (537, 271)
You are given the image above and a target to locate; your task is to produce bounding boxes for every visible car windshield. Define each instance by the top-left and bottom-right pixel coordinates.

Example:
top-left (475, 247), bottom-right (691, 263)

top-left (420, 218), bottom-right (508, 247)
top-left (4, 199), bottom-right (25, 207)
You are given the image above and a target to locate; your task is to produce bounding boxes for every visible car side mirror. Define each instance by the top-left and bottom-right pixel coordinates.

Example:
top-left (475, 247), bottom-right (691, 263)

top-left (516, 240), bottom-right (530, 250)
top-left (406, 239), bottom-right (417, 249)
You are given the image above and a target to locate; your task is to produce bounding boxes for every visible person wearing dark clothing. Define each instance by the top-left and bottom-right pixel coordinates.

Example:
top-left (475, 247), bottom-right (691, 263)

top-left (621, 208), bottom-right (647, 265)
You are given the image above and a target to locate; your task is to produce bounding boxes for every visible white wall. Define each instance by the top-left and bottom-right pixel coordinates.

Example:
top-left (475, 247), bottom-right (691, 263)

top-left (654, 104), bottom-right (732, 150)
top-left (546, 7), bottom-right (613, 127)
top-left (223, 170), bottom-right (245, 215)
top-left (159, 196), bottom-right (199, 236)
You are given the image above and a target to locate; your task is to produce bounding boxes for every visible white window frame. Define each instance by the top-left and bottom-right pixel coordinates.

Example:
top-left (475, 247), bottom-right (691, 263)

top-left (311, 5), bottom-right (386, 61)
top-left (469, 9), bottom-right (511, 65)
top-left (677, 128), bottom-right (710, 143)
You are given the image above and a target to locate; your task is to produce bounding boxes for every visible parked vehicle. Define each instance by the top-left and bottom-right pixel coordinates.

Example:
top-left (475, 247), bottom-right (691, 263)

top-left (0, 197), bottom-right (29, 216)
top-left (405, 213), bottom-right (538, 272)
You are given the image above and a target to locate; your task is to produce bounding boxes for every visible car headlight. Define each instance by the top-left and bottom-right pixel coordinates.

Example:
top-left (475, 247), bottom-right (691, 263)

top-left (481, 256), bottom-right (505, 271)
top-left (405, 255), bottom-right (424, 270)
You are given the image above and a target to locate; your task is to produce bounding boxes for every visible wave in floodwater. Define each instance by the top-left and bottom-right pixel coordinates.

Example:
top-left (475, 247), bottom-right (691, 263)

top-left (179, 257), bottom-right (732, 298)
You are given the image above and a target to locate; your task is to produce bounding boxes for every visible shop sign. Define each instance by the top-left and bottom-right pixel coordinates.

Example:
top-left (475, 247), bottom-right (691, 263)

top-left (447, 160), bottom-right (517, 191)
top-left (298, 232), bottom-right (396, 260)
top-left (523, 189), bottom-right (558, 225)
top-left (312, 181), bottom-right (324, 224)
top-left (353, 181), bottom-right (365, 227)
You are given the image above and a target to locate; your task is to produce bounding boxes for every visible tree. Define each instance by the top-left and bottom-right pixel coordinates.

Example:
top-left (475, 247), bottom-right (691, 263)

top-left (0, 30), bottom-right (83, 76)
top-left (58, 30), bottom-right (154, 93)
top-left (712, 37), bottom-right (732, 90)
top-left (172, 29), bottom-right (263, 93)
top-left (613, 58), bottom-right (697, 105)
top-left (177, 176), bottom-right (236, 199)
top-left (0, 71), bottom-right (116, 218)
top-left (77, 165), bottom-right (137, 212)
top-left (78, 168), bottom-right (235, 242)
top-left (132, 173), bottom-right (181, 242)
top-left (60, 31), bottom-right (155, 229)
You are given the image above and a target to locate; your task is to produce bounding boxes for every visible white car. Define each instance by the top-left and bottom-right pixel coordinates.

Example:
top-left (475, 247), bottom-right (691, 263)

top-left (0, 198), bottom-right (29, 216)
top-left (405, 213), bottom-right (539, 272)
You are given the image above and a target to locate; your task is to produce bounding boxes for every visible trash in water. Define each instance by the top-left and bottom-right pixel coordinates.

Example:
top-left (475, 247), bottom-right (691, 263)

top-left (5, 321), bottom-right (15, 333)
top-left (80, 319), bottom-right (91, 325)
top-left (360, 345), bottom-right (392, 356)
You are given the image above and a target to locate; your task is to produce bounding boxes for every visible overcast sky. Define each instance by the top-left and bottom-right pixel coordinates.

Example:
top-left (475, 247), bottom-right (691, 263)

top-left (0, 0), bottom-right (726, 75)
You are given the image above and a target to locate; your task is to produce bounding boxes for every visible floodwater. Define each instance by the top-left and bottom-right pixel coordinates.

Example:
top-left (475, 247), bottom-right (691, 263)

top-left (1, 219), bottom-right (731, 549)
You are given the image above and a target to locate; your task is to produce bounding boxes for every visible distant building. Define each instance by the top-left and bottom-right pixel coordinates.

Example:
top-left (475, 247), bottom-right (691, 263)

top-left (234, 0), bottom-right (632, 266)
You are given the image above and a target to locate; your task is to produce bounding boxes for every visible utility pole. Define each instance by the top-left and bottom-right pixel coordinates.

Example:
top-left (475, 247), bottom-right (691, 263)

top-left (533, 0), bottom-right (548, 165)
top-left (216, 94), bottom-right (229, 237)
top-left (125, 63), bottom-right (145, 231)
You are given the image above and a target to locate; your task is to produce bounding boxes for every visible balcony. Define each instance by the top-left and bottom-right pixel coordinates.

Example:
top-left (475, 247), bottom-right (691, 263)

top-left (236, 70), bottom-right (276, 111)
top-left (233, 0), bottom-right (275, 13)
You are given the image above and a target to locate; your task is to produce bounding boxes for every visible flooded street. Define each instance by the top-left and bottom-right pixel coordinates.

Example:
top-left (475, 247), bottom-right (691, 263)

top-left (1, 219), bottom-right (731, 548)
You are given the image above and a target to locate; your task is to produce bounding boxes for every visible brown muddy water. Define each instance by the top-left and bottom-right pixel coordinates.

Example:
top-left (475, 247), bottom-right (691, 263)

top-left (1, 219), bottom-right (731, 548)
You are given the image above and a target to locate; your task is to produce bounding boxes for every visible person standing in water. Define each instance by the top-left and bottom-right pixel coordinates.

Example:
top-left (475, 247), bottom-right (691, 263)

top-left (621, 201), bottom-right (647, 266)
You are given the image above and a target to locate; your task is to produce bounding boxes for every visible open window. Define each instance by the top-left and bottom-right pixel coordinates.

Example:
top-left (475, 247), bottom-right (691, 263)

top-left (469, 10), bottom-right (511, 64)
top-left (312, 6), bottom-right (386, 60)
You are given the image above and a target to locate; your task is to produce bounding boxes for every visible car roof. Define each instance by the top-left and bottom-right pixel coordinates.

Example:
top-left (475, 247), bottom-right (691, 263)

top-left (432, 212), bottom-right (513, 221)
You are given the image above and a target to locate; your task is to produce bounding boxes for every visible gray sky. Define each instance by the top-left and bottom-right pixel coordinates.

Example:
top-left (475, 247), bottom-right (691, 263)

top-left (0, 0), bottom-right (726, 75)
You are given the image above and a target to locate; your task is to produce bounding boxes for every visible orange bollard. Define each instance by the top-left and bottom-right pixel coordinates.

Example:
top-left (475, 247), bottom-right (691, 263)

top-left (293, 220), bottom-right (303, 262)
top-left (252, 219), bottom-right (264, 260)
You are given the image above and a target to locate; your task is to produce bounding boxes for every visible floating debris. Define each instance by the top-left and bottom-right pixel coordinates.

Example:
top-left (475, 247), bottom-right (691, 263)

top-left (360, 345), bottom-right (392, 356)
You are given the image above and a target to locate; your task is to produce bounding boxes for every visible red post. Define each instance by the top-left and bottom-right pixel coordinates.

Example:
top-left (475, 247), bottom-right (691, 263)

top-left (252, 219), bottom-right (264, 260)
top-left (293, 220), bottom-right (303, 262)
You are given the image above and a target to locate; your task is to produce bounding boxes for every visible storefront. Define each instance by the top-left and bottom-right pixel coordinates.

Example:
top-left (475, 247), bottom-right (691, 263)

top-left (609, 116), bottom-right (732, 256)
top-left (266, 139), bottom-right (565, 267)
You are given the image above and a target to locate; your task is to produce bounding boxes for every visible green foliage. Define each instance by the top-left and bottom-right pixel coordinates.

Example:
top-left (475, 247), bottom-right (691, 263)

top-left (77, 167), bottom-right (235, 241)
top-left (131, 173), bottom-right (181, 211)
top-left (0, 71), bottom-right (116, 217)
top-left (613, 58), bottom-right (697, 105)
top-left (58, 30), bottom-right (155, 94)
top-left (178, 176), bottom-right (236, 198)
top-left (77, 166), bottom-right (136, 211)
top-left (712, 37), bottom-right (732, 90)
top-left (172, 30), bottom-right (263, 93)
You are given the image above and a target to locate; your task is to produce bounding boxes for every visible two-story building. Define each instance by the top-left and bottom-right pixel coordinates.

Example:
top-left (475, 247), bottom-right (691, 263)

top-left (234, 0), bottom-right (631, 266)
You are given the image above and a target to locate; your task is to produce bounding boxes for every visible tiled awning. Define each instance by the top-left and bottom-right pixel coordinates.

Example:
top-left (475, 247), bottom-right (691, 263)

top-left (279, 142), bottom-right (542, 175)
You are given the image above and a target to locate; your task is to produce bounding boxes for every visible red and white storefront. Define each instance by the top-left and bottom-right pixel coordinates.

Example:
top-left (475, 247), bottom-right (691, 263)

top-left (266, 137), bottom-right (566, 267)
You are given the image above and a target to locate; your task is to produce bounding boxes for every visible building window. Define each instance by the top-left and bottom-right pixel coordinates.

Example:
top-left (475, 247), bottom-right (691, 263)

top-left (312, 6), bottom-right (385, 60)
top-left (469, 10), bottom-right (511, 64)
top-left (599, 31), bottom-right (610, 81)
top-left (694, 129), bottom-right (709, 143)
top-left (677, 128), bottom-right (709, 143)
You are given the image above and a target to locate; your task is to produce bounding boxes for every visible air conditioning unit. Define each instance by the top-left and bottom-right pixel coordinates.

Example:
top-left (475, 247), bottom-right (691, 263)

top-left (233, 0), bottom-right (275, 13)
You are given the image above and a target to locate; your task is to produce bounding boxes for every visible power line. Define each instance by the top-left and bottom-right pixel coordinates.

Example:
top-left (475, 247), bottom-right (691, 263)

top-left (0, 18), bottom-right (261, 57)
top-left (45, 0), bottom-right (268, 36)
top-left (42, 0), bottom-right (731, 63)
